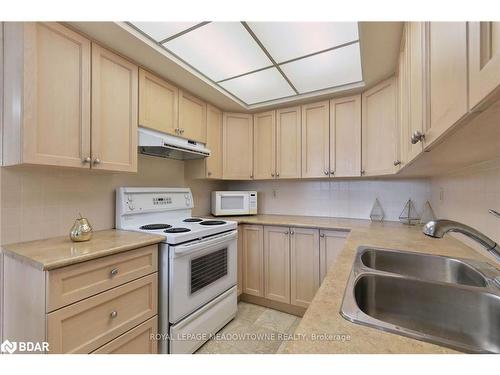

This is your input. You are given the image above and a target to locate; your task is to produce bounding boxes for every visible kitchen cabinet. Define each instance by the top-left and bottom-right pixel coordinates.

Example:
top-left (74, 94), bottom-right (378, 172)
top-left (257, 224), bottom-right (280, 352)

top-left (241, 225), bottom-right (264, 296)
top-left (2, 22), bottom-right (91, 168)
top-left (138, 68), bottom-right (179, 136)
top-left (290, 227), bottom-right (320, 308)
top-left (319, 230), bottom-right (348, 282)
top-left (91, 43), bottom-right (138, 172)
top-left (301, 101), bottom-right (330, 178)
top-left (329, 95), bottom-right (361, 177)
top-left (397, 25), bottom-right (410, 167)
top-left (179, 90), bottom-right (207, 143)
top-left (425, 22), bottom-right (468, 147)
top-left (362, 77), bottom-right (399, 176)
top-left (263, 226), bottom-right (291, 304)
top-left (253, 111), bottom-right (276, 180)
top-left (276, 106), bottom-right (302, 179)
top-left (237, 225), bottom-right (243, 296)
top-left (223, 113), bottom-right (253, 179)
top-left (469, 22), bottom-right (500, 110)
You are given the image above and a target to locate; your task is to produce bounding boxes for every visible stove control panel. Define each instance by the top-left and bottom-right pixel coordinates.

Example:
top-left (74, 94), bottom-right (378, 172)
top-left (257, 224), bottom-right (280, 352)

top-left (119, 189), bottom-right (194, 213)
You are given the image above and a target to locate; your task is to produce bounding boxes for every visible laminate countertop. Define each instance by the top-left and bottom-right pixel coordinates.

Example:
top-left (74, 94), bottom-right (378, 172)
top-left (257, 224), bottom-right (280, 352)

top-left (224, 214), bottom-right (496, 354)
top-left (1, 230), bottom-right (164, 270)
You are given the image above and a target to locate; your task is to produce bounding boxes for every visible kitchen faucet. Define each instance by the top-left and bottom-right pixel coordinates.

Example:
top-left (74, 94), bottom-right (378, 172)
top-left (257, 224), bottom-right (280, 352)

top-left (423, 219), bottom-right (500, 262)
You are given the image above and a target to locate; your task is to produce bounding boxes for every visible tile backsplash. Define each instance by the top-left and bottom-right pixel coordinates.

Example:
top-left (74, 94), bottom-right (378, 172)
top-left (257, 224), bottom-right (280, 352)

top-left (0, 155), bottom-right (222, 245)
top-left (228, 179), bottom-right (432, 221)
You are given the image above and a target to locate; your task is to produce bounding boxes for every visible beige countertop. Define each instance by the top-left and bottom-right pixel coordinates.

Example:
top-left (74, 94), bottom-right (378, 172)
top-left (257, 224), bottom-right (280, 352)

top-left (225, 214), bottom-right (494, 354)
top-left (1, 229), bottom-right (164, 270)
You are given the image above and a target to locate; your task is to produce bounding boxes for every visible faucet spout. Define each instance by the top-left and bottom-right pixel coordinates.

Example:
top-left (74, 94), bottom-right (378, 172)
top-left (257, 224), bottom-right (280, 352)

top-left (423, 219), bottom-right (500, 262)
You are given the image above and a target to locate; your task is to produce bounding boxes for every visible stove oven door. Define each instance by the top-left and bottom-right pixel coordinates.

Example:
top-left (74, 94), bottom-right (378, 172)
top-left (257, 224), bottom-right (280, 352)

top-left (168, 230), bottom-right (237, 324)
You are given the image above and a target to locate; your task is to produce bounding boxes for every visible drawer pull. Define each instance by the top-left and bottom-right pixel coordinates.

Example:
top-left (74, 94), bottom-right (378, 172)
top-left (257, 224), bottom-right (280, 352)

top-left (110, 310), bottom-right (118, 319)
top-left (110, 268), bottom-right (119, 277)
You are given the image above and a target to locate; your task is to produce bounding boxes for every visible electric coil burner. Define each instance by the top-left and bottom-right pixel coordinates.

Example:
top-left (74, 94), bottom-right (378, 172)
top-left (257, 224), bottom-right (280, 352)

top-left (199, 220), bottom-right (226, 226)
top-left (183, 218), bottom-right (203, 222)
top-left (164, 227), bottom-right (191, 233)
top-left (139, 224), bottom-right (172, 230)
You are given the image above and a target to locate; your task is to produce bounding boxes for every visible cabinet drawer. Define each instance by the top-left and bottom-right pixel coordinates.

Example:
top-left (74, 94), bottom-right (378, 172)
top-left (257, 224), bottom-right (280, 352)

top-left (46, 245), bottom-right (158, 312)
top-left (93, 316), bottom-right (158, 354)
top-left (47, 273), bottom-right (158, 354)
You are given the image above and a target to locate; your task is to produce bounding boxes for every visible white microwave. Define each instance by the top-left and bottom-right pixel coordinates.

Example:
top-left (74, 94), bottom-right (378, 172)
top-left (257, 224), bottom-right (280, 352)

top-left (211, 191), bottom-right (257, 216)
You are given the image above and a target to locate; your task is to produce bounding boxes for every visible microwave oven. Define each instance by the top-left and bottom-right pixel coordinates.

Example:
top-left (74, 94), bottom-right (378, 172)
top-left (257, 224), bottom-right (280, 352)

top-left (211, 191), bottom-right (257, 216)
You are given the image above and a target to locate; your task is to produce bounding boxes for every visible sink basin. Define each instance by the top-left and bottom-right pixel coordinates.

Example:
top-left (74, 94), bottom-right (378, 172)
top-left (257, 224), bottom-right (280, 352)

top-left (361, 248), bottom-right (487, 287)
top-left (341, 246), bottom-right (500, 353)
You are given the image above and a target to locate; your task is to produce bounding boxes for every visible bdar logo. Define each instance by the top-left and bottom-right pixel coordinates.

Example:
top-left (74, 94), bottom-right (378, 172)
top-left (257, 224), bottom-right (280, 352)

top-left (1, 340), bottom-right (17, 354)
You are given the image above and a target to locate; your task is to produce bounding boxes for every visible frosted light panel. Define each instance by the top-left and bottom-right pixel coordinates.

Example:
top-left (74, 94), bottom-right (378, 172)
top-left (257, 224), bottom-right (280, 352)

top-left (220, 68), bottom-right (295, 104)
top-left (281, 43), bottom-right (362, 93)
top-left (164, 22), bottom-right (272, 81)
top-left (248, 22), bottom-right (359, 63)
top-left (131, 22), bottom-right (200, 41)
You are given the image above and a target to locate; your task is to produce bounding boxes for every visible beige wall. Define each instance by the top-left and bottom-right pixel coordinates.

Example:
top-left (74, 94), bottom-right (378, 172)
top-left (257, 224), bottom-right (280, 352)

top-left (0, 155), bottom-right (221, 245)
top-left (430, 159), bottom-right (500, 262)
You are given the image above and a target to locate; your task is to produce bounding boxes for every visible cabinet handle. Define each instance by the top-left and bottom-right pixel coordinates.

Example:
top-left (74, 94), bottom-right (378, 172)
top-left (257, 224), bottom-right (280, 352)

top-left (324, 170), bottom-right (329, 175)
top-left (411, 130), bottom-right (425, 144)
top-left (271, 173), bottom-right (275, 177)
top-left (284, 231), bottom-right (289, 235)
top-left (290, 230), bottom-right (294, 235)
top-left (320, 233), bottom-right (325, 238)
top-left (330, 170), bottom-right (335, 176)
top-left (175, 128), bottom-right (179, 134)
top-left (110, 268), bottom-right (119, 277)
top-left (93, 157), bottom-right (101, 165)
top-left (180, 129), bottom-right (185, 134)
top-left (207, 171), bottom-right (212, 177)
top-left (250, 175), bottom-right (254, 179)
top-left (361, 170), bottom-right (365, 176)
top-left (393, 160), bottom-right (402, 166)
top-left (276, 173), bottom-right (280, 177)
top-left (110, 310), bottom-right (118, 319)
top-left (82, 156), bottom-right (91, 164)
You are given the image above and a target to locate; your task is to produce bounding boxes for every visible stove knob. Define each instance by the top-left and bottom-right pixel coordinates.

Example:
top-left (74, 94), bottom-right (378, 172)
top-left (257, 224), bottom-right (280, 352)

top-left (128, 204), bottom-right (135, 211)
top-left (127, 195), bottom-right (133, 202)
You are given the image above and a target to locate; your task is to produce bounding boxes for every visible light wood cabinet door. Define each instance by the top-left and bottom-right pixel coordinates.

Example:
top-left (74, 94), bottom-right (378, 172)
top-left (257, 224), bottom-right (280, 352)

top-left (223, 112), bottom-right (253, 179)
top-left (91, 43), bottom-right (138, 172)
top-left (93, 316), bottom-right (158, 354)
top-left (237, 225), bottom-right (243, 296)
top-left (290, 227), bottom-right (320, 308)
top-left (253, 111), bottom-right (276, 180)
top-left (138, 68), bottom-right (178, 136)
top-left (425, 22), bottom-right (467, 146)
top-left (242, 225), bottom-right (264, 297)
top-left (276, 106), bottom-right (301, 179)
top-left (206, 105), bottom-right (223, 179)
top-left (397, 25), bottom-right (410, 167)
top-left (21, 22), bottom-right (91, 168)
top-left (362, 77), bottom-right (399, 176)
top-left (469, 22), bottom-right (500, 109)
top-left (263, 226), bottom-right (291, 304)
top-left (179, 90), bottom-right (207, 143)
top-left (319, 230), bottom-right (348, 282)
top-left (301, 101), bottom-right (330, 178)
top-left (330, 95), bottom-right (361, 177)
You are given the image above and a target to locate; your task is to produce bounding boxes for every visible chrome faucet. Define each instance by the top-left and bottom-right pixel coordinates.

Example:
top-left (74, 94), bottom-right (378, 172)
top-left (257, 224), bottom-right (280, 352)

top-left (423, 219), bottom-right (500, 262)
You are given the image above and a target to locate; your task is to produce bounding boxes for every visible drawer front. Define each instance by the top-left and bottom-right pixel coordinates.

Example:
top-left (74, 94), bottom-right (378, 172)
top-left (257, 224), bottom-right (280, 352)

top-left (47, 245), bottom-right (158, 312)
top-left (93, 316), bottom-right (158, 354)
top-left (47, 273), bottom-right (158, 354)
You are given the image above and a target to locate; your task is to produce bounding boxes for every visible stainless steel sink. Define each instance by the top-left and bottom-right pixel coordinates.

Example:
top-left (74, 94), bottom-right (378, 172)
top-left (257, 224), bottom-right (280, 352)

top-left (341, 247), bottom-right (500, 353)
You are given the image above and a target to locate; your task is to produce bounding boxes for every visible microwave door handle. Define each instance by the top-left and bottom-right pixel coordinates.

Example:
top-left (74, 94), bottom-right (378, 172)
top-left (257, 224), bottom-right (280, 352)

top-left (172, 230), bottom-right (237, 256)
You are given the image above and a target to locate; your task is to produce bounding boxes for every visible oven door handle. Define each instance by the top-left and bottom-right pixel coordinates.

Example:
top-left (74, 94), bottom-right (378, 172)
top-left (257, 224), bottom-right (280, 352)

top-left (171, 230), bottom-right (238, 257)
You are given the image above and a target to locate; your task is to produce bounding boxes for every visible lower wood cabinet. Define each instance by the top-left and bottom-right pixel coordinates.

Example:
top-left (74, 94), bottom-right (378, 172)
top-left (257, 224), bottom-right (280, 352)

top-left (264, 226), bottom-right (291, 303)
top-left (241, 224), bottom-right (264, 296)
top-left (237, 225), bottom-right (243, 296)
top-left (319, 230), bottom-right (348, 281)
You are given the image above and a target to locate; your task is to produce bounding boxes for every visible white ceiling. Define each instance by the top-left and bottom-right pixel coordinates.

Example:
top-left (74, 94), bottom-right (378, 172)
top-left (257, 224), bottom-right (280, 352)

top-left (129, 21), bottom-right (363, 106)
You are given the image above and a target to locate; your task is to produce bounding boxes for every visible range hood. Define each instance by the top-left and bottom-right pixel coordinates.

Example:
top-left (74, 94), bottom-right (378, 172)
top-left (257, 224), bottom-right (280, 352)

top-left (138, 127), bottom-right (210, 160)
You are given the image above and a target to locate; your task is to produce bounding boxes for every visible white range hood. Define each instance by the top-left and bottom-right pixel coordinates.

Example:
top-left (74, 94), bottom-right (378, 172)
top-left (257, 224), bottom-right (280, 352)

top-left (138, 127), bottom-right (211, 160)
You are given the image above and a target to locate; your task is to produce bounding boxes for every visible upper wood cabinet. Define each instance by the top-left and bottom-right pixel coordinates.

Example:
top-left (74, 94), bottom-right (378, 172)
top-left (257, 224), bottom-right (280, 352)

top-left (301, 101), bottom-right (330, 178)
top-left (138, 68), bottom-right (178, 136)
top-left (469, 22), bottom-right (500, 110)
top-left (329, 95), bottom-right (361, 177)
top-left (290, 227), bottom-right (320, 308)
top-left (253, 111), bottom-right (276, 180)
top-left (425, 22), bottom-right (468, 147)
top-left (276, 106), bottom-right (301, 179)
top-left (263, 226), bottom-right (291, 304)
top-left (3, 22), bottom-right (91, 168)
top-left (362, 77), bottom-right (399, 176)
top-left (91, 43), bottom-right (138, 172)
top-left (205, 105), bottom-right (223, 178)
top-left (222, 113), bottom-right (253, 179)
top-left (241, 225), bottom-right (264, 297)
top-left (179, 90), bottom-right (207, 143)
top-left (397, 25), bottom-right (410, 167)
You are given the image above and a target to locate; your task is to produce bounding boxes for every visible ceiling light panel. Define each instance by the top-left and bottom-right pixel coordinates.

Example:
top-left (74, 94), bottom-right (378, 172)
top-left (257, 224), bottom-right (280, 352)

top-left (247, 22), bottom-right (359, 63)
top-left (131, 22), bottom-right (200, 41)
top-left (163, 22), bottom-right (272, 82)
top-left (219, 68), bottom-right (295, 104)
top-left (280, 42), bottom-right (363, 94)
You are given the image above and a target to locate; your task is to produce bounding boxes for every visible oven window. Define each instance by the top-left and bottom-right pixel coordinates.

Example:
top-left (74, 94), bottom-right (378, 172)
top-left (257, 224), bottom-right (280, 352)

top-left (190, 248), bottom-right (228, 294)
top-left (220, 196), bottom-right (244, 210)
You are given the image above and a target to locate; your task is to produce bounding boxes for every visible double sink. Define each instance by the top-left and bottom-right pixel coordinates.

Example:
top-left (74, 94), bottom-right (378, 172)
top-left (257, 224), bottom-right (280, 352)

top-left (340, 247), bottom-right (500, 353)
